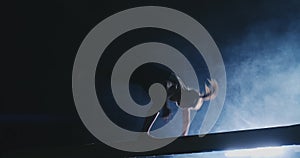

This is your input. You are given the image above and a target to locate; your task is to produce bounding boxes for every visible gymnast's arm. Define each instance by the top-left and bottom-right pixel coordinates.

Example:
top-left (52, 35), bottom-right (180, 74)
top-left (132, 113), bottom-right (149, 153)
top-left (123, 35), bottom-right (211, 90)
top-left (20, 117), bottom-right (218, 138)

top-left (182, 108), bottom-right (190, 136)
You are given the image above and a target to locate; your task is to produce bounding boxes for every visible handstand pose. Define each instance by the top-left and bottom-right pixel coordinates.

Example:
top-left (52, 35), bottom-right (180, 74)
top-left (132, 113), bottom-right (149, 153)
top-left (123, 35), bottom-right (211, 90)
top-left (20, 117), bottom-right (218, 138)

top-left (142, 73), bottom-right (218, 136)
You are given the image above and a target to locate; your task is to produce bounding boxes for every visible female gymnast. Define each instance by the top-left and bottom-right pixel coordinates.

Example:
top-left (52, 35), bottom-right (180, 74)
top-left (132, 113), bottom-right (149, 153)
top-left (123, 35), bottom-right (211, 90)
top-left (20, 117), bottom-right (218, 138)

top-left (141, 71), bottom-right (218, 136)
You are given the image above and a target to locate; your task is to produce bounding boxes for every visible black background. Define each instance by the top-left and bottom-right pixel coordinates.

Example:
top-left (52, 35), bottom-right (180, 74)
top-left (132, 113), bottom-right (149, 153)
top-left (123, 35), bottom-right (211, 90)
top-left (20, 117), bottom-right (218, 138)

top-left (2, 0), bottom-right (300, 156)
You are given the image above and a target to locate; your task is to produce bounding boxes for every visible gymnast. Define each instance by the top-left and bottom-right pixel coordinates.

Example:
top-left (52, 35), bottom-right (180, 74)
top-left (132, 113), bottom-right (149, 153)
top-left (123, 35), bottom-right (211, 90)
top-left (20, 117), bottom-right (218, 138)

top-left (140, 70), bottom-right (218, 136)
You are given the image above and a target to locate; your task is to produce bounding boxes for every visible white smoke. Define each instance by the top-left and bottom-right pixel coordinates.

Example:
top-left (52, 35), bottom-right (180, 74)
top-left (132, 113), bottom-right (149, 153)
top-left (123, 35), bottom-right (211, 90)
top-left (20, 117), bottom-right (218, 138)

top-left (212, 20), bottom-right (300, 132)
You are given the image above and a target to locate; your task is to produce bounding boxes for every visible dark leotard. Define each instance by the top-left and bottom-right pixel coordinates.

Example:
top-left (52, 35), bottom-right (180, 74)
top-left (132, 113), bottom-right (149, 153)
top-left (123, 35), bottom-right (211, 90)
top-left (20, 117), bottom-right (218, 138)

top-left (129, 63), bottom-right (182, 132)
